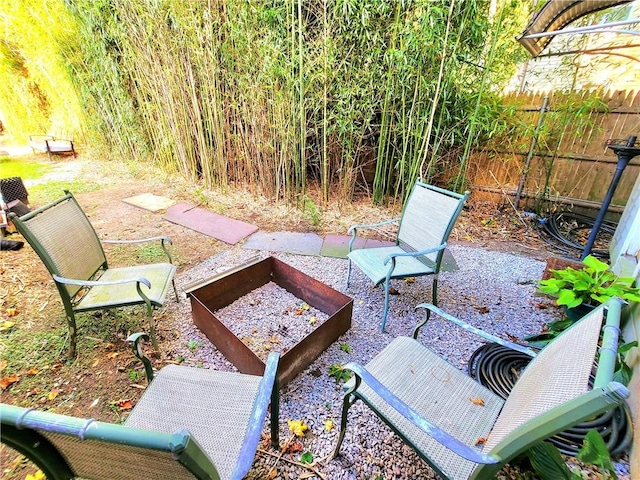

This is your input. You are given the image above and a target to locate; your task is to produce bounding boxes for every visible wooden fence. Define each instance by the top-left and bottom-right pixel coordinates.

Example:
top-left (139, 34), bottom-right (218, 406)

top-left (467, 89), bottom-right (640, 215)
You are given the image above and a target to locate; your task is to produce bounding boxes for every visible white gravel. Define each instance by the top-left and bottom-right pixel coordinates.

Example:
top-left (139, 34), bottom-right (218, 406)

top-left (159, 243), bottom-right (613, 479)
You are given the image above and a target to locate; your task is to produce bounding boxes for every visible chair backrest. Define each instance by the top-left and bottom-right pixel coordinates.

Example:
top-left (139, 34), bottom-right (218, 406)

top-left (11, 191), bottom-right (107, 301)
top-left (397, 182), bottom-right (468, 265)
top-left (0, 404), bottom-right (220, 480)
top-left (477, 300), bottom-right (628, 472)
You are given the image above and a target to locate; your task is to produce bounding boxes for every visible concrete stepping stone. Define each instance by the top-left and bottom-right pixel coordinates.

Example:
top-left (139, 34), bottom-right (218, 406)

top-left (163, 203), bottom-right (258, 245)
top-left (243, 231), bottom-right (323, 256)
top-left (123, 193), bottom-right (175, 212)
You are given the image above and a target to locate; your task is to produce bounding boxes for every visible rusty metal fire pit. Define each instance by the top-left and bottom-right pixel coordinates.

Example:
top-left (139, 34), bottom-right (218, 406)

top-left (185, 256), bottom-right (353, 385)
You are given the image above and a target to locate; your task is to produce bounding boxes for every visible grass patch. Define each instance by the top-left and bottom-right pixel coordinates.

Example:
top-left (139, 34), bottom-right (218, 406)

top-left (0, 156), bottom-right (53, 179)
top-left (0, 156), bottom-right (99, 205)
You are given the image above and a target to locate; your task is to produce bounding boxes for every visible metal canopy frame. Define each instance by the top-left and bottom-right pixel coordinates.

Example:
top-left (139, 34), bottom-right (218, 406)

top-left (518, 0), bottom-right (637, 57)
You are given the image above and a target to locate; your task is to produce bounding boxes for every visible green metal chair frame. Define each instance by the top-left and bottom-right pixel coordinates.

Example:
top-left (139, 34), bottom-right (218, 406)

top-left (346, 181), bottom-right (469, 331)
top-left (10, 191), bottom-right (177, 358)
top-left (331, 299), bottom-right (629, 480)
top-left (0, 334), bottom-right (280, 480)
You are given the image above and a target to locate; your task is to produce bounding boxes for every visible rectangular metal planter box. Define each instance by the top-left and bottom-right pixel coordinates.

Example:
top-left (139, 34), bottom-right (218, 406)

top-left (186, 256), bottom-right (353, 385)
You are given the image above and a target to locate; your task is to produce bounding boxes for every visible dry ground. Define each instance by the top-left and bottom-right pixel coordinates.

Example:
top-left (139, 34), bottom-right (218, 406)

top-left (1, 151), bottom-right (560, 479)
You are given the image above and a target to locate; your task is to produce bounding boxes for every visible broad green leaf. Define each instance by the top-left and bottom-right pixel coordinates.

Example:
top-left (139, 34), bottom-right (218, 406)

top-left (582, 255), bottom-right (609, 273)
top-left (577, 430), bottom-right (617, 479)
top-left (526, 442), bottom-right (574, 480)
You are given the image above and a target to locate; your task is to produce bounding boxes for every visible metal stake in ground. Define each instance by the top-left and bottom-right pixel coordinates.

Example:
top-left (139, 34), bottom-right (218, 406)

top-left (582, 135), bottom-right (639, 260)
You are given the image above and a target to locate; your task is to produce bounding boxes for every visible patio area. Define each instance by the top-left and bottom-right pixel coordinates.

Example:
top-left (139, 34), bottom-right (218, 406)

top-left (161, 241), bottom-right (598, 479)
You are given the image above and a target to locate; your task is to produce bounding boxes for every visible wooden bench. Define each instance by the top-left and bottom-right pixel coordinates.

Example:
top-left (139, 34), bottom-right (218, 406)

top-left (28, 135), bottom-right (76, 161)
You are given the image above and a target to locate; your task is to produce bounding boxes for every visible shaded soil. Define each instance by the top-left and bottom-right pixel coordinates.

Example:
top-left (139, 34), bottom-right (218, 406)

top-left (1, 152), bottom-right (563, 479)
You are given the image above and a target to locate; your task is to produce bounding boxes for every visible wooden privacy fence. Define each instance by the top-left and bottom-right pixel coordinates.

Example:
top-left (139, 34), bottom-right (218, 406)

top-left (467, 90), bottom-right (640, 215)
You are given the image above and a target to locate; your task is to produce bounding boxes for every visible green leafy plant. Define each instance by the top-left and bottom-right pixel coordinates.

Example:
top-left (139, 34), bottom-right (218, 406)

top-left (526, 430), bottom-right (618, 479)
top-left (340, 343), bottom-right (351, 353)
top-left (299, 451), bottom-right (314, 464)
top-left (328, 363), bottom-right (353, 383)
top-left (538, 255), bottom-right (640, 309)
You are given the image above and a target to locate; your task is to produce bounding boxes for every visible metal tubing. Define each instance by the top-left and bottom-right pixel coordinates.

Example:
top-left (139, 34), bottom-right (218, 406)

top-left (582, 135), bottom-right (637, 259)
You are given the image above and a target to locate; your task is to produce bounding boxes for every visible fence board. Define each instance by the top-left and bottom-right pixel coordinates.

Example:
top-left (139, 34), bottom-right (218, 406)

top-left (469, 89), bottom-right (640, 213)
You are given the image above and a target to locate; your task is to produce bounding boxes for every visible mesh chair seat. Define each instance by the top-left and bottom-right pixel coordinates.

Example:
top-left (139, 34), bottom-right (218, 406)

top-left (76, 264), bottom-right (177, 311)
top-left (125, 365), bottom-right (264, 480)
top-left (348, 246), bottom-right (436, 284)
top-left (352, 336), bottom-right (504, 480)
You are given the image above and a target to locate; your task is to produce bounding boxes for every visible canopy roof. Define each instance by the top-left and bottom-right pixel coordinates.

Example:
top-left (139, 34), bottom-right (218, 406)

top-left (518, 0), bottom-right (634, 57)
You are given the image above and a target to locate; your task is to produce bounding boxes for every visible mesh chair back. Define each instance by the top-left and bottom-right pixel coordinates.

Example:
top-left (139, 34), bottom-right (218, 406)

top-left (483, 307), bottom-right (604, 451)
top-left (397, 183), bottom-right (467, 264)
top-left (1, 404), bottom-right (217, 480)
top-left (43, 432), bottom-right (199, 480)
top-left (14, 193), bottom-right (107, 300)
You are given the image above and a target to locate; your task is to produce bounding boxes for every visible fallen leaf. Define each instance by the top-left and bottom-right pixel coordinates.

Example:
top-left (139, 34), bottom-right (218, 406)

top-left (115, 399), bottom-right (133, 410)
top-left (469, 397), bottom-right (485, 406)
top-left (405, 277), bottom-right (416, 283)
top-left (25, 470), bottom-right (45, 480)
top-left (287, 419), bottom-right (309, 437)
top-left (0, 374), bottom-right (19, 390)
top-left (0, 359), bottom-right (7, 371)
top-left (323, 419), bottom-right (334, 431)
top-left (282, 440), bottom-right (303, 453)
top-left (301, 303), bottom-right (310, 311)
top-left (26, 368), bottom-right (38, 376)
top-left (308, 316), bottom-right (317, 325)
top-left (294, 308), bottom-right (304, 315)
top-left (26, 388), bottom-right (38, 397)
top-left (0, 320), bottom-right (16, 332)
top-left (47, 388), bottom-right (59, 400)
top-left (267, 469), bottom-right (278, 479)
top-left (299, 451), bottom-right (314, 464)
top-left (269, 336), bottom-right (280, 344)
top-left (89, 398), bottom-right (100, 408)
top-left (129, 384), bottom-right (146, 390)
top-left (475, 306), bottom-right (490, 314)
top-left (107, 352), bottom-right (121, 359)
top-left (409, 364), bottom-right (415, 374)
top-left (5, 308), bottom-right (18, 317)
top-left (475, 437), bottom-right (487, 447)
top-left (92, 359), bottom-right (100, 368)
top-left (389, 287), bottom-right (400, 295)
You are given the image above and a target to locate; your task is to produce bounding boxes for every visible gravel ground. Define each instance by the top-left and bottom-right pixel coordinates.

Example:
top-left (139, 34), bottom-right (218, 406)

top-left (162, 243), bottom-right (627, 479)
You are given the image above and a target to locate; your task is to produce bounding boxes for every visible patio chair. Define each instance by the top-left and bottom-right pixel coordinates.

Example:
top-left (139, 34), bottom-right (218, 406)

top-left (9, 191), bottom-right (177, 358)
top-left (330, 299), bottom-right (629, 480)
top-left (346, 181), bottom-right (469, 331)
top-left (0, 334), bottom-right (280, 480)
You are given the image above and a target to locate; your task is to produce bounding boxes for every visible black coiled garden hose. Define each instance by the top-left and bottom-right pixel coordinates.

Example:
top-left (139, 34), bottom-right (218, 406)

top-left (468, 343), bottom-right (633, 458)
top-left (534, 211), bottom-right (617, 259)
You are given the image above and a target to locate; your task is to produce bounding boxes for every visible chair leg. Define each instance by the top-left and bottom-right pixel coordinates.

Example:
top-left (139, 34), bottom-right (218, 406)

top-left (66, 314), bottom-right (77, 360)
top-left (330, 394), bottom-right (356, 460)
top-left (380, 279), bottom-right (391, 332)
top-left (172, 279), bottom-right (180, 303)
top-left (148, 316), bottom-right (159, 351)
top-left (432, 276), bottom-right (438, 307)
top-left (346, 259), bottom-right (352, 289)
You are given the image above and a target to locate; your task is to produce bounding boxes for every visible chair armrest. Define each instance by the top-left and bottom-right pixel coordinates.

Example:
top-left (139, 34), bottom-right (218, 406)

top-left (126, 333), bottom-right (155, 382)
top-left (347, 218), bottom-right (400, 252)
top-left (52, 274), bottom-right (152, 290)
top-left (232, 352), bottom-right (280, 479)
top-left (343, 362), bottom-right (500, 464)
top-left (103, 236), bottom-right (174, 264)
top-left (414, 303), bottom-right (538, 357)
top-left (382, 243), bottom-right (447, 266)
